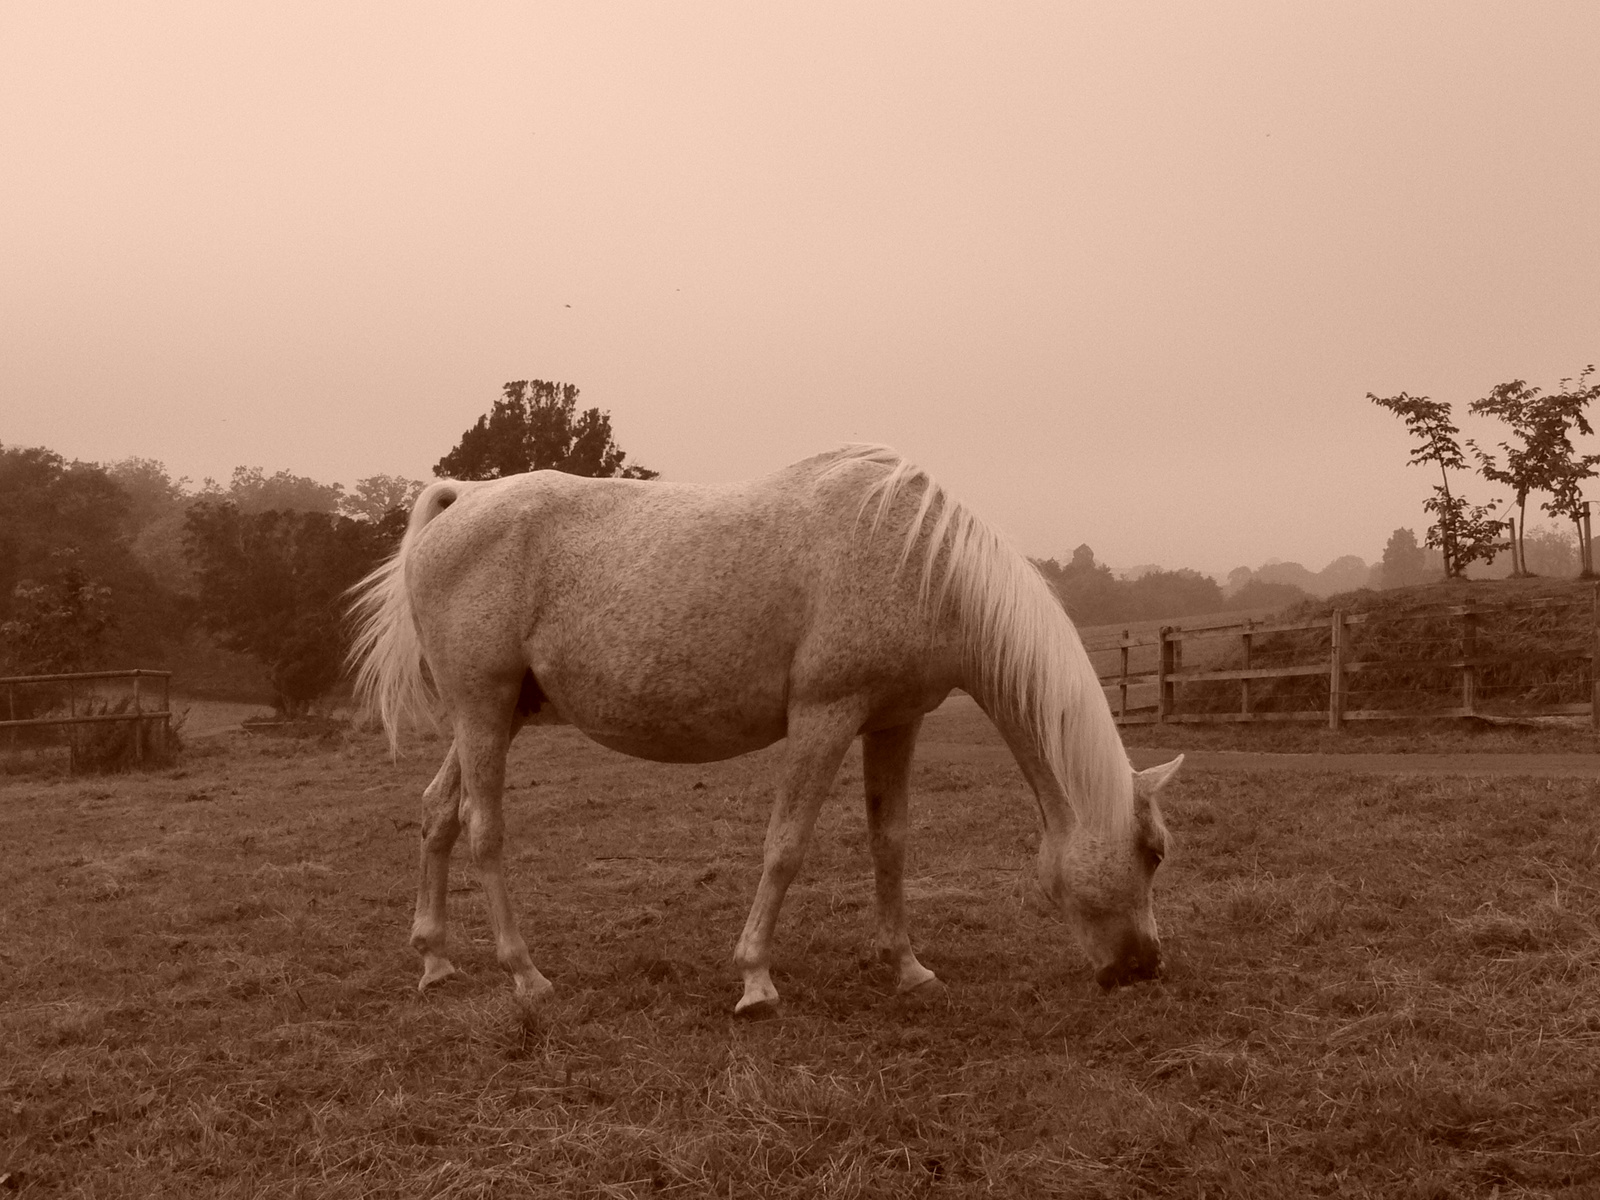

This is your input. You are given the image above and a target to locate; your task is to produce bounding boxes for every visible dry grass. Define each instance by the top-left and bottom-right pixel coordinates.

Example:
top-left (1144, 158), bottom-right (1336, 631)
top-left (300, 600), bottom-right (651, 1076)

top-left (3, 709), bottom-right (1598, 1197)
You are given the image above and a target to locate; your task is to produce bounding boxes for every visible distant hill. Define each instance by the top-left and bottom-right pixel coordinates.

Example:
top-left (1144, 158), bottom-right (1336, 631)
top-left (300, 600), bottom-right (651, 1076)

top-left (1228, 555), bottom-right (1378, 599)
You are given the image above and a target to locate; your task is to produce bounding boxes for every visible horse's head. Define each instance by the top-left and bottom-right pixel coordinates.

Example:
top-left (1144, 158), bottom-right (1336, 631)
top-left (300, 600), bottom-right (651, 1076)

top-left (1039, 755), bottom-right (1182, 988)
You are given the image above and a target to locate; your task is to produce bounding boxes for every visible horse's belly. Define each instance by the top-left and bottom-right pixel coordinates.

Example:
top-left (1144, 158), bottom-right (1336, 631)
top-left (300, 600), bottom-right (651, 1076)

top-left (581, 724), bottom-right (782, 764)
top-left (533, 659), bottom-right (790, 764)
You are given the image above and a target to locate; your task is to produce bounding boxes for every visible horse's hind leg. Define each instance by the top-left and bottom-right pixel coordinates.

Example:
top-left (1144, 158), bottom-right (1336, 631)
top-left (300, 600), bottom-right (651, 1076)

top-left (455, 714), bottom-right (552, 999)
top-left (410, 743), bottom-right (463, 989)
top-left (862, 719), bottom-right (938, 994)
top-left (732, 704), bottom-right (860, 1016)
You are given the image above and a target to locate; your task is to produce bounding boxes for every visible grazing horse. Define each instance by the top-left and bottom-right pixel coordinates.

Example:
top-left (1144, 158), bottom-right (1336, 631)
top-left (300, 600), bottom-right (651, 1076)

top-left (350, 445), bottom-right (1181, 1014)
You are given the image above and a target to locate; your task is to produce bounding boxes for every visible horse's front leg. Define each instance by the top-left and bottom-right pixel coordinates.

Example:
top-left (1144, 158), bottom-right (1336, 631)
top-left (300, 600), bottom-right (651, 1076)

top-left (862, 718), bottom-right (938, 994)
top-left (410, 742), bottom-right (462, 990)
top-left (732, 704), bottom-right (859, 1016)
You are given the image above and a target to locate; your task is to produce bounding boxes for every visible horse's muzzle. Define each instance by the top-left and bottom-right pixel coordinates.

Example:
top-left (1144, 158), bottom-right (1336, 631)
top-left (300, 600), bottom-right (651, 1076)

top-left (1095, 940), bottom-right (1162, 989)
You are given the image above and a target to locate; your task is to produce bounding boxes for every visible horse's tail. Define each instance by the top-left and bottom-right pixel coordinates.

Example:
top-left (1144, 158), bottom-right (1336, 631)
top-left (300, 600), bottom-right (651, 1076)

top-left (825, 445), bottom-right (1134, 834)
top-left (347, 480), bottom-right (465, 753)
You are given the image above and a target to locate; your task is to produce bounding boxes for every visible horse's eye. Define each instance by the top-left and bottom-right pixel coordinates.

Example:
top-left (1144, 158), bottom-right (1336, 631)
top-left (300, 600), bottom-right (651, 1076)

top-left (1145, 847), bottom-right (1164, 869)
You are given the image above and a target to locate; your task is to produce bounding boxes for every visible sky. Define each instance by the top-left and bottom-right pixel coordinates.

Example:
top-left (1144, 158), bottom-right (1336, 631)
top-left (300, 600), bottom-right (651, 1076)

top-left (2, 3), bottom-right (1597, 578)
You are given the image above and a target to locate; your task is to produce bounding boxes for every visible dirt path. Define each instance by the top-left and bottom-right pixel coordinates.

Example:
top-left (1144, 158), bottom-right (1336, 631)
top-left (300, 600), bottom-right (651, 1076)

top-left (1126, 747), bottom-right (1600, 778)
top-left (911, 692), bottom-right (1600, 779)
top-left (171, 696), bottom-right (274, 738)
top-left (913, 740), bottom-right (1600, 779)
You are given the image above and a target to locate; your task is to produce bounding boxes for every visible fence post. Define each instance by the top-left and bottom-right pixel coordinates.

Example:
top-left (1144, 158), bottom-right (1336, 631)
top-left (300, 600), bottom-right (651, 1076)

top-left (1461, 606), bottom-right (1478, 715)
top-left (1241, 621), bottom-right (1253, 717)
top-left (1157, 627), bottom-right (1173, 723)
top-left (133, 672), bottom-right (144, 766)
top-left (1328, 608), bottom-right (1345, 730)
top-left (159, 673), bottom-right (171, 760)
top-left (1592, 586), bottom-right (1600, 732)
top-left (1118, 629), bottom-right (1129, 719)
top-left (68, 677), bottom-right (77, 774)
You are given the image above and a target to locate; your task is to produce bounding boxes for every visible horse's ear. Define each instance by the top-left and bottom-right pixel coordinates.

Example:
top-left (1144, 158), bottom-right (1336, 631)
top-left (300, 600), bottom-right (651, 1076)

top-left (1134, 755), bottom-right (1184, 793)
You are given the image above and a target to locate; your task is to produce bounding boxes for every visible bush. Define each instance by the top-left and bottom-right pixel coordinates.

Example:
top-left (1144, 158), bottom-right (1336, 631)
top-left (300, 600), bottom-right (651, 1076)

top-left (67, 696), bottom-right (183, 772)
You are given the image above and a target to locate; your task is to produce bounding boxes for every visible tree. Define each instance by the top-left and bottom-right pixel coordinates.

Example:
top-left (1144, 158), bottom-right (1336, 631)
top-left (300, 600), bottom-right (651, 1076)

top-left (1035, 544), bottom-right (1124, 626)
top-left (184, 503), bottom-right (402, 715)
top-left (1529, 366), bottom-right (1600, 576)
top-left (1520, 525), bottom-right (1581, 577)
top-left (0, 446), bottom-right (130, 618)
top-left (0, 550), bottom-right (114, 675)
top-left (436, 380), bottom-right (659, 481)
top-left (1368, 391), bottom-right (1504, 577)
top-left (105, 457), bottom-right (190, 532)
top-left (200, 466), bottom-right (346, 514)
top-left (1379, 528), bottom-right (1429, 588)
top-left (1123, 568), bottom-right (1225, 620)
top-left (1468, 366), bottom-right (1600, 575)
top-left (341, 474), bottom-right (425, 523)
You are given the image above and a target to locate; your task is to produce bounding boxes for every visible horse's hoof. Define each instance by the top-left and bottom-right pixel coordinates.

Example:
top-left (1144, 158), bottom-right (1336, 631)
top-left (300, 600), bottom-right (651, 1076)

top-left (895, 976), bottom-right (949, 1007)
top-left (512, 971), bottom-right (555, 1002)
top-left (418, 960), bottom-right (459, 991)
top-left (733, 996), bottom-right (782, 1020)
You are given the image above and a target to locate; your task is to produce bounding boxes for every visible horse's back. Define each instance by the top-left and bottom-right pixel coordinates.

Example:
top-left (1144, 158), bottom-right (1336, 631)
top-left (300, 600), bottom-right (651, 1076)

top-left (405, 454), bottom-right (959, 760)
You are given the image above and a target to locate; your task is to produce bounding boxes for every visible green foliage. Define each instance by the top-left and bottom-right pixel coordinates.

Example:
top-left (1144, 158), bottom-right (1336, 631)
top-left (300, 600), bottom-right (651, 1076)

top-left (1368, 391), bottom-right (1504, 578)
top-left (436, 380), bottom-right (658, 481)
top-left (184, 503), bottom-right (402, 716)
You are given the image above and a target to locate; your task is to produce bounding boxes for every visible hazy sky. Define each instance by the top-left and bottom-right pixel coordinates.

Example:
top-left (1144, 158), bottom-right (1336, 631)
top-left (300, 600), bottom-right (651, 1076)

top-left (3, 3), bottom-right (1597, 576)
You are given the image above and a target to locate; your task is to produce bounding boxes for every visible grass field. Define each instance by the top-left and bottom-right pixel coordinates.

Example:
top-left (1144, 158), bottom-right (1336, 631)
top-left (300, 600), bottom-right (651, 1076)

top-left (3, 703), bottom-right (1598, 1197)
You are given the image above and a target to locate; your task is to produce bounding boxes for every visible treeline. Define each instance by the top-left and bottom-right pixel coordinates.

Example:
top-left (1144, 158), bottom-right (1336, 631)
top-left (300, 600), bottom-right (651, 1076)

top-left (0, 447), bottom-right (420, 713)
top-left (1033, 546), bottom-right (1304, 628)
top-left (1, 378), bottom-right (650, 715)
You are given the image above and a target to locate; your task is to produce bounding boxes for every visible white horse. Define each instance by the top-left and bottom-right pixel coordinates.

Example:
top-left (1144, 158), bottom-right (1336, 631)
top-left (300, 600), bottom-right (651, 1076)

top-left (350, 445), bottom-right (1181, 1015)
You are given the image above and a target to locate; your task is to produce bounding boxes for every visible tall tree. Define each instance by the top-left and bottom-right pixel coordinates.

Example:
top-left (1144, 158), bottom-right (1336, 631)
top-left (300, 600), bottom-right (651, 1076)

top-left (436, 380), bottom-right (658, 481)
top-left (184, 503), bottom-right (403, 715)
top-left (1368, 391), bottom-right (1504, 578)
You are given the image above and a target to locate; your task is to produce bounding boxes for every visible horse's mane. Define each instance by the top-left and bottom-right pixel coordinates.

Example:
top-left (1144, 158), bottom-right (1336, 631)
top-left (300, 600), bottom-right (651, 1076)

top-left (819, 444), bottom-right (1134, 834)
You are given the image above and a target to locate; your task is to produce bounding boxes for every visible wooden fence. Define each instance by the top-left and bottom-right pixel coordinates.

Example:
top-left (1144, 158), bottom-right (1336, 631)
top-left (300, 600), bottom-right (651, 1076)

top-left (1089, 590), bottom-right (1600, 729)
top-left (1, 669), bottom-right (173, 770)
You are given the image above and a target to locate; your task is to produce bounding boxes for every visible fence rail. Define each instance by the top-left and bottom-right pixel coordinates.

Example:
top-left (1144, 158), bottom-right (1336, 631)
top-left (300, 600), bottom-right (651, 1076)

top-left (2, 669), bottom-right (173, 770)
top-left (1088, 590), bottom-right (1600, 729)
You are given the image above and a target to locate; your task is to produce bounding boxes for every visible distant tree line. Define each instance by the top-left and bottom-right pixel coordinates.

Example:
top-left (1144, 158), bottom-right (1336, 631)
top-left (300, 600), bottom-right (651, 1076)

top-left (1, 379), bottom-right (652, 716)
top-left (1033, 545), bottom-right (1289, 628)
